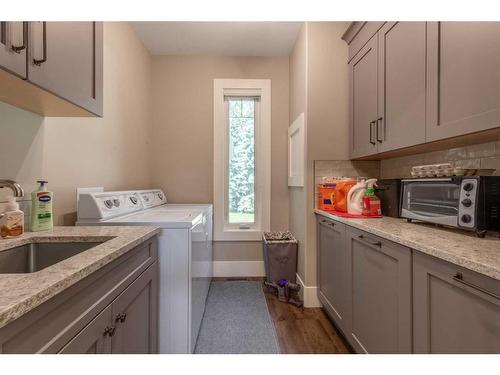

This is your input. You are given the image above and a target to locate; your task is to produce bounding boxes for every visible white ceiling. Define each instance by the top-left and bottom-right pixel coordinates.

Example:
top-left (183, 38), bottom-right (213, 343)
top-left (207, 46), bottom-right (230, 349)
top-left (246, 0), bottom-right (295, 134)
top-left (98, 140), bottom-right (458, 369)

top-left (132, 22), bottom-right (303, 56)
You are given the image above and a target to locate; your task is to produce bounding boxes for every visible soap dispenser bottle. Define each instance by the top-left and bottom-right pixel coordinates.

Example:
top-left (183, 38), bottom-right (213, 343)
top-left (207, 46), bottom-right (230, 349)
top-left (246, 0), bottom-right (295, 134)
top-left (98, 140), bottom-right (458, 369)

top-left (31, 180), bottom-right (54, 232)
top-left (0, 196), bottom-right (25, 238)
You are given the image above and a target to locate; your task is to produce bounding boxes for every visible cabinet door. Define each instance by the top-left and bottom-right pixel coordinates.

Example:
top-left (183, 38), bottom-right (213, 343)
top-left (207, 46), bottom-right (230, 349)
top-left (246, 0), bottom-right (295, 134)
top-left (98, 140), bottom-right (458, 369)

top-left (377, 22), bottom-right (426, 152)
top-left (58, 305), bottom-right (112, 354)
top-left (111, 263), bottom-right (158, 354)
top-left (426, 22), bottom-right (500, 141)
top-left (413, 252), bottom-right (500, 353)
top-left (0, 22), bottom-right (27, 78)
top-left (27, 21), bottom-right (103, 116)
top-left (345, 228), bottom-right (412, 353)
top-left (350, 35), bottom-right (378, 158)
top-left (317, 218), bottom-right (348, 332)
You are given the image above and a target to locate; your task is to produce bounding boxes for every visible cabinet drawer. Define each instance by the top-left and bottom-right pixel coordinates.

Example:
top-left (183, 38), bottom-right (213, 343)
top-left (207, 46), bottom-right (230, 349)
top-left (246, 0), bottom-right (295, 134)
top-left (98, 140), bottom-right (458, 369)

top-left (0, 238), bottom-right (157, 353)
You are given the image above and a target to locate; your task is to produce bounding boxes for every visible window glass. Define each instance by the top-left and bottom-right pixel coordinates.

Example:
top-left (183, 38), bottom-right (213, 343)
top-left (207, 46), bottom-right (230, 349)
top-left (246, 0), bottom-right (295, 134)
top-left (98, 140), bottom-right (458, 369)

top-left (228, 98), bottom-right (255, 224)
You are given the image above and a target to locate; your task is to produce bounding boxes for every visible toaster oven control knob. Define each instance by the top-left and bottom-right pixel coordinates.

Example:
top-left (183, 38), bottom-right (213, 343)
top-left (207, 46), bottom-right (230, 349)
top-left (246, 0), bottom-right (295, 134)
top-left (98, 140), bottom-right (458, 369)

top-left (461, 198), bottom-right (472, 207)
top-left (463, 182), bottom-right (474, 192)
top-left (461, 214), bottom-right (472, 224)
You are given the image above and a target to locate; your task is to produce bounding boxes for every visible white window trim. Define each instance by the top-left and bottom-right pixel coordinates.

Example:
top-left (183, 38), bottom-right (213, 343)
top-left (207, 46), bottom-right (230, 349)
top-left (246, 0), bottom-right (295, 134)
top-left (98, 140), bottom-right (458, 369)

top-left (213, 78), bottom-right (271, 241)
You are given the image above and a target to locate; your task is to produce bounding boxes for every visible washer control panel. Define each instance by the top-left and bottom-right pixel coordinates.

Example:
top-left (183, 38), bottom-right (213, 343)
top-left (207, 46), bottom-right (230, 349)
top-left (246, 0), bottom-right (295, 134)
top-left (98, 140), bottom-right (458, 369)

top-left (458, 178), bottom-right (477, 229)
top-left (78, 191), bottom-right (143, 220)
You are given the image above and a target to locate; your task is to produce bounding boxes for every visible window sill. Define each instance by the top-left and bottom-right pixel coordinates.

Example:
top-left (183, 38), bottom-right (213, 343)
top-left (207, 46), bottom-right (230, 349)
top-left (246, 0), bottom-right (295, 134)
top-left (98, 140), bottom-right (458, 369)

top-left (214, 229), bottom-right (264, 242)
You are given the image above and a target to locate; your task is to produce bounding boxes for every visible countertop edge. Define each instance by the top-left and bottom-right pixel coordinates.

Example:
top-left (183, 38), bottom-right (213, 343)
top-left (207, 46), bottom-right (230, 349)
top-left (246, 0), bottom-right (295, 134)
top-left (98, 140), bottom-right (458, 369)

top-left (314, 209), bottom-right (500, 281)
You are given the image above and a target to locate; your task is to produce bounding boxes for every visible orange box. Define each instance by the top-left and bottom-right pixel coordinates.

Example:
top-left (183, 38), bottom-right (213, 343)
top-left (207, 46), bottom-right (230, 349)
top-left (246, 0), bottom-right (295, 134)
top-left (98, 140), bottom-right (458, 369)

top-left (317, 184), bottom-right (336, 211)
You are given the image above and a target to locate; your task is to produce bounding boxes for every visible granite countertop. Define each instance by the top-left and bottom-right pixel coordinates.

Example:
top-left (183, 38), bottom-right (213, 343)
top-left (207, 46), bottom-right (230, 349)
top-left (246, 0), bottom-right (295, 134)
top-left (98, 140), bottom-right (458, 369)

top-left (315, 209), bottom-right (500, 281)
top-left (0, 226), bottom-right (160, 329)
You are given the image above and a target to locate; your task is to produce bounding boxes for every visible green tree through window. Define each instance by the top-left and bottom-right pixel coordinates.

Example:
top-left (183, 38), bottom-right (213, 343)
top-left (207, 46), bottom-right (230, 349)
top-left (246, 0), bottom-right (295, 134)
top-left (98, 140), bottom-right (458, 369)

top-left (228, 98), bottom-right (255, 224)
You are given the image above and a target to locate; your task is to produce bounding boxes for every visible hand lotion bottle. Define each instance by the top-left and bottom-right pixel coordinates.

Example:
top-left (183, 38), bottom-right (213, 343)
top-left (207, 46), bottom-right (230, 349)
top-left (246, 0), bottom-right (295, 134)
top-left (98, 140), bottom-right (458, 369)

top-left (31, 180), bottom-right (54, 232)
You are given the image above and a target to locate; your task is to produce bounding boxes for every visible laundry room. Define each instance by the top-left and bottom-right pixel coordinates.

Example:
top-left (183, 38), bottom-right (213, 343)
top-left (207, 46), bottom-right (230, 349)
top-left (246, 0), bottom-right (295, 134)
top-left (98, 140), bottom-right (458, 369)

top-left (1, 1), bottom-right (500, 374)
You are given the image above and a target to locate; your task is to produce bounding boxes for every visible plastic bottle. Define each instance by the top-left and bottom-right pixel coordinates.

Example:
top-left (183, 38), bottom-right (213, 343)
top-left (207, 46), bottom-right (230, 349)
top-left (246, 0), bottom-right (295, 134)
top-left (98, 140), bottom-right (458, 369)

top-left (362, 179), bottom-right (382, 217)
top-left (347, 179), bottom-right (367, 215)
top-left (0, 196), bottom-right (25, 238)
top-left (31, 180), bottom-right (54, 232)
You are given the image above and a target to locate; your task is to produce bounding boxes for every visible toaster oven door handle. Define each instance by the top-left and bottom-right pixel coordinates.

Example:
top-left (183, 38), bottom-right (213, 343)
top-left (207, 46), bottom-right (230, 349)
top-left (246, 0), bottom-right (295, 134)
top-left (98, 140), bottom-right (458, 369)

top-left (401, 178), bottom-right (453, 182)
top-left (453, 272), bottom-right (500, 301)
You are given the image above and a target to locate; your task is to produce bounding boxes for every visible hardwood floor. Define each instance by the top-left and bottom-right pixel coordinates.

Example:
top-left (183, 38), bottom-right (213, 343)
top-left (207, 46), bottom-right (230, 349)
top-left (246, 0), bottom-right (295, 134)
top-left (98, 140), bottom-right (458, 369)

top-left (213, 277), bottom-right (352, 354)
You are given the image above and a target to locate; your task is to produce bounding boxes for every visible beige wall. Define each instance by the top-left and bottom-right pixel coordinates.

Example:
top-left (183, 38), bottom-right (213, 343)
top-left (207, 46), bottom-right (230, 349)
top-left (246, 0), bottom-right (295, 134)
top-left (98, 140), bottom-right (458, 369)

top-left (0, 22), bottom-right (153, 224)
top-left (288, 24), bottom-right (308, 280)
top-left (150, 55), bottom-right (290, 261)
top-left (304, 22), bottom-right (350, 286)
top-left (288, 22), bottom-right (350, 287)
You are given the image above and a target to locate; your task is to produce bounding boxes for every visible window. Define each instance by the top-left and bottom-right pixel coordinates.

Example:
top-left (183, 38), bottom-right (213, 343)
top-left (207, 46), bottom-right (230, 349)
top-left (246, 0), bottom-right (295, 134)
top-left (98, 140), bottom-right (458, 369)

top-left (213, 79), bottom-right (271, 241)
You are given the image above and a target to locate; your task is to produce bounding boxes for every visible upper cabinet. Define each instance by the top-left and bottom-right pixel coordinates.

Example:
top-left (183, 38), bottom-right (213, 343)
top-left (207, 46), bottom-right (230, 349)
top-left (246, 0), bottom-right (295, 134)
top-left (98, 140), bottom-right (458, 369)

top-left (344, 21), bottom-right (500, 159)
top-left (350, 35), bottom-right (378, 157)
top-left (0, 21), bottom-right (103, 117)
top-left (377, 22), bottom-right (426, 153)
top-left (0, 22), bottom-right (28, 78)
top-left (426, 22), bottom-right (500, 141)
top-left (347, 22), bottom-right (427, 158)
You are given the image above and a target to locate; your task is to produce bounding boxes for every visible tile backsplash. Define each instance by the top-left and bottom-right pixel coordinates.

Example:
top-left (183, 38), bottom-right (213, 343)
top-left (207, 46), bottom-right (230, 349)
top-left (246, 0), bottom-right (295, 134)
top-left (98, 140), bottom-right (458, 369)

top-left (314, 160), bottom-right (381, 185)
top-left (380, 141), bottom-right (500, 179)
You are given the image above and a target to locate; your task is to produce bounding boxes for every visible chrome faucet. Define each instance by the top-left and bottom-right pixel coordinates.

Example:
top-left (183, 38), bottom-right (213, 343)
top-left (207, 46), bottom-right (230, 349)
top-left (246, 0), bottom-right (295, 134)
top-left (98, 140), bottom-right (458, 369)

top-left (0, 180), bottom-right (24, 197)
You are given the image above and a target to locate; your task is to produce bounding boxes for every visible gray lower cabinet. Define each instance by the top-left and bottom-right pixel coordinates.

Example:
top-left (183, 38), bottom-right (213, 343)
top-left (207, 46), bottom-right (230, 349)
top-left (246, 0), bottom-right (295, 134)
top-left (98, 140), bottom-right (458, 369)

top-left (345, 227), bottom-right (412, 353)
top-left (0, 237), bottom-right (158, 354)
top-left (0, 22), bottom-right (27, 78)
top-left (28, 21), bottom-right (103, 116)
top-left (317, 218), bottom-right (348, 332)
top-left (59, 305), bottom-right (113, 354)
top-left (426, 22), bottom-right (500, 141)
top-left (111, 264), bottom-right (158, 354)
top-left (413, 251), bottom-right (500, 353)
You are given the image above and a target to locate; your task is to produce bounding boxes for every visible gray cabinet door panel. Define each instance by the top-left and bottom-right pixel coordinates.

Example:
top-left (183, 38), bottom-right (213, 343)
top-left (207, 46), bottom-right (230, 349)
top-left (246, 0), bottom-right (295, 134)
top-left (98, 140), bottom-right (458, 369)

top-left (350, 35), bottom-right (378, 158)
top-left (346, 228), bottom-right (412, 353)
top-left (111, 262), bottom-right (158, 354)
top-left (27, 21), bottom-right (103, 116)
top-left (426, 22), bottom-right (500, 141)
top-left (59, 305), bottom-right (112, 354)
top-left (377, 22), bottom-right (426, 152)
top-left (413, 251), bottom-right (500, 353)
top-left (317, 218), bottom-right (348, 332)
top-left (0, 22), bottom-right (27, 78)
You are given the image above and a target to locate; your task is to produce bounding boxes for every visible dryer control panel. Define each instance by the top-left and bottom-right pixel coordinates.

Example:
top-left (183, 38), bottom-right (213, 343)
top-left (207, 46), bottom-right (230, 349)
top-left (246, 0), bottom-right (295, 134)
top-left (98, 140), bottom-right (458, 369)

top-left (137, 189), bottom-right (167, 209)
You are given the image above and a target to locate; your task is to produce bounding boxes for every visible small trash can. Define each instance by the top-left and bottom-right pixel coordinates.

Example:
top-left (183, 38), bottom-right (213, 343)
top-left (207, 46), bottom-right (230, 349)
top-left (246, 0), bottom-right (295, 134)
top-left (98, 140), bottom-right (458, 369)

top-left (262, 231), bottom-right (298, 283)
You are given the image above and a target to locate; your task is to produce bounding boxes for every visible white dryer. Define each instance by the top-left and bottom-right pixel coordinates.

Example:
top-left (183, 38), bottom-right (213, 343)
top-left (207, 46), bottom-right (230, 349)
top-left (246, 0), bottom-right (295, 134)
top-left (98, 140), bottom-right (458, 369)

top-left (76, 188), bottom-right (213, 353)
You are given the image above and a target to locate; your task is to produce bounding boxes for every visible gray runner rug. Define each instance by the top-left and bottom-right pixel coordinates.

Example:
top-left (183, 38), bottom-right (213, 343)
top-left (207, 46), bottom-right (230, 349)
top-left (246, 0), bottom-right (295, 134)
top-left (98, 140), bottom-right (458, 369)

top-left (194, 281), bottom-right (280, 354)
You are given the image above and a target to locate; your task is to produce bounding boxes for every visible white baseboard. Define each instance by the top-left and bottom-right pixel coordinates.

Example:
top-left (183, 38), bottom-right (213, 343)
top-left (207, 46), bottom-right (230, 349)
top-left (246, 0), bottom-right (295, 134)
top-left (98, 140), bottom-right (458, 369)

top-left (213, 261), bottom-right (265, 277)
top-left (296, 273), bottom-right (322, 308)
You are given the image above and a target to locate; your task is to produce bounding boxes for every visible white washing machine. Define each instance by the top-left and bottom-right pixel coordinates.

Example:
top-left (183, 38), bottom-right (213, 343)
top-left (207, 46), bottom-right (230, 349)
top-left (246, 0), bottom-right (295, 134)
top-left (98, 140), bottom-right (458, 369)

top-left (76, 188), bottom-right (213, 353)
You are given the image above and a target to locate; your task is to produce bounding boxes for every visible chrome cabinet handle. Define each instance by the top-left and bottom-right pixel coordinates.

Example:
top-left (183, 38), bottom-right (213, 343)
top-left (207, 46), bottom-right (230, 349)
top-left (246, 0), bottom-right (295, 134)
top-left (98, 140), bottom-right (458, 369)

top-left (115, 312), bottom-right (127, 323)
top-left (376, 117), bottom-right (384, 143)
top-left (11, 22), bottom-right (27, 53)
top-left (453, 272), bottom-right (500, 300)
top-left (33, 21), bottom-right (47, 66)
top-left (357, 234), bottom-right (382, 248)
top-left (103, 325), bottom-right (116, 337)
top-left (369, 121), bottom-right (376, 145)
